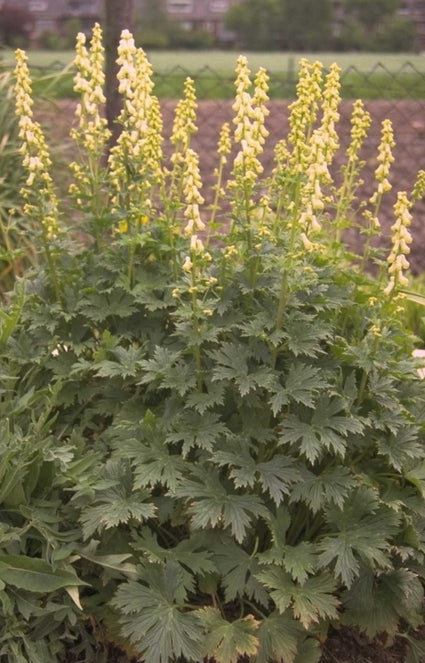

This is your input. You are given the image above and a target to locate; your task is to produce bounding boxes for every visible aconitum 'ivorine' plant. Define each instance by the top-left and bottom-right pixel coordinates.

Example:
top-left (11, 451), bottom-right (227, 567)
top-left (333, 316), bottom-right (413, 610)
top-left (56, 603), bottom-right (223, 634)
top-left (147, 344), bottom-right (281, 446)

top-left (3, 24), bottom-right (425, 663)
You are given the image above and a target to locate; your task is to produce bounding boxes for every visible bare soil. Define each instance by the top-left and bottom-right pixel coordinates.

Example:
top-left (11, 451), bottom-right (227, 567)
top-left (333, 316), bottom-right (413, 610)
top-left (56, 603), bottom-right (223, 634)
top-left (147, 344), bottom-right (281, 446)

top-left (39, 99), bottom-right (425, 662)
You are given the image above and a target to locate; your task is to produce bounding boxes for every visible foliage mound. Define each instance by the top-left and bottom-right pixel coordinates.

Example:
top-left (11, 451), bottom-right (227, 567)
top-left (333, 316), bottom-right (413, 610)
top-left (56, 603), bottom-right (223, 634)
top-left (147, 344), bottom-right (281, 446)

top-left (2, 24), bottom-right (425, 663)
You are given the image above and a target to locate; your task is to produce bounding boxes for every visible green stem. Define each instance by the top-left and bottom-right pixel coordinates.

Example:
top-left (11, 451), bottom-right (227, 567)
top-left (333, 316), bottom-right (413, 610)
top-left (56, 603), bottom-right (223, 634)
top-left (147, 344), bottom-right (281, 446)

top-left (286, 506), bottom-right (308, 546)
top-left (244, 599), bottom-right (268, 620)
top-left (271, 273), bottom-right (288, 370)
top-left (41, 226), bottom-right (61, 303)
top-left (208, 157), bottom-right (225, 244)
top-left (356, 368), bottom-right (369, 407)
top-left (190, 270), bottom-right (203, 391)
top-left (361, 193), bottom-right (384, 273)
top-left (127, 215), bottom-right (141, 288)
top-left (334, 160), bottom-right (358, 244)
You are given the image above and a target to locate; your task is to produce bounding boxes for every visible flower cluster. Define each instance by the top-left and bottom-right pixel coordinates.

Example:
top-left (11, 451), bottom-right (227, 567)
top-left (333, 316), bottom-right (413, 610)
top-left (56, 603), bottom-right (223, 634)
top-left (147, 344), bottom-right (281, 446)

top-left (383, 191), bottom-right (413, 295)
top-left (183, 148), bottom-right (205, 239)
top-left (109, 30), bottom-right (164, 224)
top-left (14, 49), bottom-right (59, 240)
top-left (210, 122), bottom-right (232, 228)
top-left (319, 63), bottom-right (341, 163)
top-left (288, 59), bottom-right (323, 172)
top-left (69, 24), bottom-right (111, 214)
top-left (71, 24), bottom-right (109, 153)
top-left (411, 169), bottom-right (425, 202)
top-left (229, 56), bottom-right (270, 230)
top-left (231, 58), bottom-right (269, 182)
top-left (373, 119), bottom-right (395, 198)
top-left (297, 63), bottom-right (341, 238)
top-left (347, 99), bottom-right (371, 161)
top-left (170, 76), bottom-right (198, 159)
top-left (167, 77), bottom-right (198, 225)
top-left (334, 100), bottom-right (371, 238)
top-left (367, 119), bottom-right (395, 230)
top-left (14, 29), bottom-right (424, 306)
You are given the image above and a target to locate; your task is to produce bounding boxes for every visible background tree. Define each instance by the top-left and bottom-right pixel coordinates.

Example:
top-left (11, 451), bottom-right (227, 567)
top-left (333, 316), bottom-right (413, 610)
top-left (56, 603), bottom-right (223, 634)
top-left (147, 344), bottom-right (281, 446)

top-left (278, 0), bottom-right (334, 50)
top-left (225, 0), bottom-right (334, 51)
top-left (0, 5), bottom-right (34, 48)
top-left (375, 14), bottom-right (416, 51)
top-left (136, 0), bottom-right (171, 48)
top-left (340, 0), bottom-right (414, 51)
top-left (104, 0), bottom-right (134, 146)
top-left (225, 0), bottom-right (280, 50)
top-left (344, 0), bottom-right (400, 32)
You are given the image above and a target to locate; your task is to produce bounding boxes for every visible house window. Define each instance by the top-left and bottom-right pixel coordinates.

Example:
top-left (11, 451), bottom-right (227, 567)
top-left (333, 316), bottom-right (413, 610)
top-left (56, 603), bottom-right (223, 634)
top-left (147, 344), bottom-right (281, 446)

top-left (166, 0), bottom-right (193, 12)
top-left (68, 0), bottom-right (84, 10)
top-left (29, 0), bottom-right (48, 10)
top-left (36, 19), bottom-right (55, 32)
top-left (210, 0), bottom-right (228, 11)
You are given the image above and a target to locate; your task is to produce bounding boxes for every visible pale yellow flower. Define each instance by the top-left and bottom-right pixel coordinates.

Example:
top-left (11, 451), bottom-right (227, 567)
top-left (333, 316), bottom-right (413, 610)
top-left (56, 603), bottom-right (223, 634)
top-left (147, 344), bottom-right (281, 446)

top-left (69, 24), bottom-right (111, 212)
top-left (370, 119), bottom-right (395, 206)
top-left (228, 56), bottom-right (269, 226)
top-left (384, 191), bottom-right (413, 295)
top-left (171, 77), bottom-right (197, 153)
top-left (14, 48), bottom-right (59, 238)
top-left (411, 169), bottom-right (425, 202)
top-left (183, 149), bottom-right (205, 236)
top-left (108, 32), bottom-right (164, 227)
top-left (347, 99), bottom-right (371, 160)
top-left (288, 59), bottom-right (323, 171)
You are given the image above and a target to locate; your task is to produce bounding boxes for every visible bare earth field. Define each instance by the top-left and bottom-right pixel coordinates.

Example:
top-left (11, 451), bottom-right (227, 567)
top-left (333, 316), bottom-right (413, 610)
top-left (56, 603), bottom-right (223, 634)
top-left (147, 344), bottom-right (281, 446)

top-left (40, 99), bottom-right (425, 663)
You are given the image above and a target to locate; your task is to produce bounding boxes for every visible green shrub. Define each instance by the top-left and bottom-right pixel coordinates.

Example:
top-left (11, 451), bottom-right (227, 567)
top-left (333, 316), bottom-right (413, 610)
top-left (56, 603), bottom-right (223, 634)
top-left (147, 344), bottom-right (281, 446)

top-left (169, 27), bottom-right (214, 49)
top-left (38, 31), bottom-right (67, 51)
top-left (2, 24), bottom-right (425, 663)
top-left (137, 28), bottom-right (170, 49)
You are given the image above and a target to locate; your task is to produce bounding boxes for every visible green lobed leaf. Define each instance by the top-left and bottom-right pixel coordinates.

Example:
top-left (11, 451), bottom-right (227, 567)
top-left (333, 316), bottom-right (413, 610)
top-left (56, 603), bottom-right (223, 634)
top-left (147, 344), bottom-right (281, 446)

top-left (199, 607), bottom-right (260, 663)
top-left (211, 535), bottom-right (269, 606)
top-left (256, 611), bottom-right (300, 663)
top-left (377, 427), bottom-right (424, 472)
top-left (213, 448), bottom-right (301, 505)
top-left (113, 580), bottom-right (204, 663)
top-left (259, 542), bottom-right (317, 585)
top-left (269, 362), bottom-right (329, 415)
top-left (166, 410), bottom-right (229, 456)
top-left (279, 396), bottom-right (364, 463)
top-left (79, 459), bottom-right (156, 538)
top-left (289, 466), bottom-right (357, 513)
top-left (131, 529), bottom-right (217, 591)
top-left (174, 468), bottom-right (269, 542)
top-left (280, 311), bottom-right (333, 358)
top-left (189, 492), bottom-right (268, 543)
top-left (94, 344), bottom-right (145, 378)
top-left (256, 567), bottom-right (339, 627)
top-left (319, 488), bottom-right (402, 586)
top-left (138, 346), bottom-right (196, 395)
top-left (208, 342), bottom-right (274, 396)
top-left (343, 567), bottom-right (424, 638)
